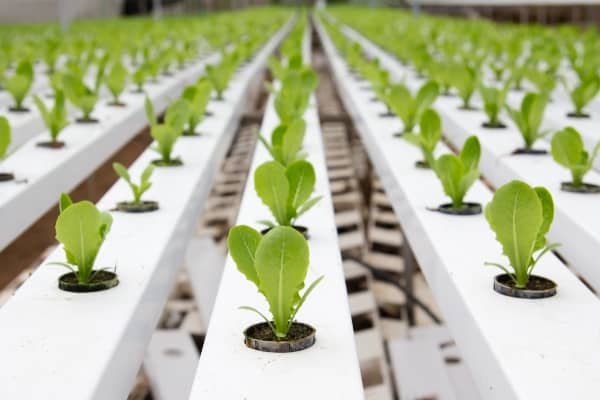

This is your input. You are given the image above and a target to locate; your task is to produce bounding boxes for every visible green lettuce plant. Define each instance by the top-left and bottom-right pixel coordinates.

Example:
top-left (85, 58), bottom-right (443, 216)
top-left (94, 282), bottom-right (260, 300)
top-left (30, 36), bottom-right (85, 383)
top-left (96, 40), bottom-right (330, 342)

top-left (33, 90), bottom-right (69, 146)
top-left (63, 66), bottom-right (105, 122)
top-left (551, 127), bottom-right (600, 188)
top-left (388, 81), bottom-right (439, 134)
top-left (258, 119), bottom-right (306, 167)
top-left (0, 116), bottom-right (11, 161)
top-left (180, 79), bottom-right (212, 136)
top-left (506, 92), bottom-right (548, 151)
top-left (563, 75), bottom-right (600, 118)
top-left (132, 64), bottom-right (148, 93)
top-left (273, 69), bottom-right (318, 124)
top-left (113, 162), bottom-right (154, 204)
top-left (52, 193), bottom-right (113, 285)
top-left (228, 225), bottom-right (323, 339)
top-left (106, 60), bottom-right (128, 106)
top-left (404, 109), bottom-right (442, 168)
top-left (480, 82), bottom-right (510, 128)
top-left (254, 160), bottom-right (321, 228)
top-left (452, 64), bottom-right (479, 110)
top-left (145, 96), bottom-right (189, 166)
top-left (5, 60), bottom-right (34, 112)
top-left (433, 136), bottom-right (481, 209)
top-left (484, 180), bottom-right (559, 288)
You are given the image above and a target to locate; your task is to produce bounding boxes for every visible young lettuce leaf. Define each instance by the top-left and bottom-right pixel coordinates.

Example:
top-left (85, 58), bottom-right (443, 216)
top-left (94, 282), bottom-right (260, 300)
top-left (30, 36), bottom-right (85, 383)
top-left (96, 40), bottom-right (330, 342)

top-left (54, 193), bottom-right (113, 284)
top-left (228, 225), bottom-right (323, 338)
top-left (113, 162), bottom-right (154, 204)
top-left (433, 136), bottom-right (481, 209)
top-left (551, 127), bottom-right (600, 187)
top-left (484, 180), bottom-right (558, 288)
top-left (254, 160), bottom-right (321, 226)
top-left (403, 108), bottom-right (442, 168)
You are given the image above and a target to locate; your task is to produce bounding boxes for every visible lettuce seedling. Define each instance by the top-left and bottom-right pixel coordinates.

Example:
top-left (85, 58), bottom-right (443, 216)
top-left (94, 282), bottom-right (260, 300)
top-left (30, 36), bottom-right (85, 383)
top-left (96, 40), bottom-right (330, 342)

top-left (485, 181), bottom-right (559, 288)
top-left (274, 69), bottom-right (318, 124)
top-left (0, 116), bottom-right (11, 161)
top-left (551, 127), bottom-right (600, 187)
top-left (113, 162), bottom-right (154, 204)
top-left (181, 79), bottom-right (212, 136)
top-left (254, 160), bottom-right (322, 227)
top-left (404, 109), bottom-right (442, 168)
top-left (433, 136), bottom-right (481, 209)
top-left (563, 75), bottom-right (600, 118)
top-left (506, 92), bottom-right (548, 151)
top-left (63, 65), bottom-right (105, 122)
top-left (480, 82), bottom-right (510, 128)
top-left (145, 96), bottom-right (189, 166)
top-left (388, 81), bottom-right (439, 134)
top-left (259, 119), bottom-right (306, 167)
top-left (132, 64), bottom-right (148, 93)
top-left (452, 64), bottom-right (479, 110)
top-left (52, 193), bottom-right (113, 284)
top-left (106, 60), bottom-right (128, 106)
top-left (228, 225), bottom-right (323, 338)
top-left (5, 60), bottom-right (34, 112)
top-left (33, 90), bottom-right (69, 145)
top-left (206, 52), bottom-right (238, 101)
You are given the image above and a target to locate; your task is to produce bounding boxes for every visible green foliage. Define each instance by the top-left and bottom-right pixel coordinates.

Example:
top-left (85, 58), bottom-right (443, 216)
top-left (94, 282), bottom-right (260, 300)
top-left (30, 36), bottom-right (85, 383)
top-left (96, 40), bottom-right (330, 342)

top-left (485, 181), bottom-right (558, 288)
top-left (228, 225), bottom-right (322, 338)
top-left (63, 64), bottom-right (105, 120)
top-left (106, 60), bottom-right (128, 105)
top-left (564, 75), bottom-right (600, 117)
top-left (0, 116), bottom-right (11, 160)
top-left (551, 127), bottom-right (600, 187)
top-left (4, 60), bottom-right (33, 109)
top-left (206, 50), bottom-right (239, 100)
top-left (254, 160), bottom-right (322, 227)
top-left (33, 90), bottom-right (69, 142)
top-left (113, 162), bottom-right (154, 204)
top-left (506, 92), bottom-right (548, 149)
top-left (181, 78), bottom-right (212, 135)
top-left (53, 193), bottom-right (113, 284)
top-left (388, 81), bottom-right (439, 134)
top-left (258, 119), bottom-right (306, 166)
top-left (480, 82), bottom-right (510, 127)
top-left (433, 136), bottom-right (481, 208)
top-left (451, 64), bottom-right (479, 109)
top-left (132, 64), bottom-right (148, 91)
top-left (403, 109), bottom-right (442, 167)
top-left (273, 68), bottom-right (318, 124)
top-left (146, 97), bottom-right (189, 164)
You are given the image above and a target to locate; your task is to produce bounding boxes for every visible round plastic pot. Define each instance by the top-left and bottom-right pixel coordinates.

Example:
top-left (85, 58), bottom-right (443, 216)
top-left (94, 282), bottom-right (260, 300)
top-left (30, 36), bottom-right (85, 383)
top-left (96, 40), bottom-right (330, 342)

top-left (481, 121), bottom-right (507, 129)
top-left (0, 172), bottom-right (15, 182)
top-left (435, 202), bottom-right (482, 216)
top-left (152, 158), bottom-right (183, 167)
top-left (108, 101), bottom-right (127, 107)
top-left (493, 274), bottom-right (556, 299)
top-left (244, 322), bottom-right (316, 353)
top-left (76, 116), bottom-right (99, 124)
top-left (261, 225), bottom-right (308, 239)
top-left (58, 271), bottom-right (119, 293)
top-left (415, 160), bottom-right (430, 169)
top-left (567, 112), bottom-right (590, 119)
top-left (512, 148), bottom-right (548, 156)
top-left (116, 200), bottom-right (159, 213)
top-left (37, 140), bottom-right (65, 149)
top-left (561, 182), bottom-right (600, 194)
top-left (8, 106), bottom-right (30, 113)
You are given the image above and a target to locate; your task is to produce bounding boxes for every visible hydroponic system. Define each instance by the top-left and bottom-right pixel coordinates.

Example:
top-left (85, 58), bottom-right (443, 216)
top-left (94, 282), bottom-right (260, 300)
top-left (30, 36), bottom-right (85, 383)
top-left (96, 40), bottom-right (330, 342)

top-left (0, 2), bottom-right (599, 400)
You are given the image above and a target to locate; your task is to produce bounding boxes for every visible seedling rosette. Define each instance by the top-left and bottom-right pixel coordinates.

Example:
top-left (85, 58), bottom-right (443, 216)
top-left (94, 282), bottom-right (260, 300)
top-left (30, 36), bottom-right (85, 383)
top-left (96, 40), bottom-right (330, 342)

top-left (5, 60), bottom-right (34, 112)
top-left (180, 78), bottom-right (212, 136)
top-left (50, 193), bottom-right (118, 292)
top-left (258, 119), bottom-right (306, 167)
top-left (106, 60), bottom-right (128, 107)
top-left (145, 96), bottom-right (189, 166)
top-left (228, 225), bottom-right (323, 352)
top-left (562, 75), bottom-right (600, 119)
top-left (506, 92), bottom-right (549, 155)
top-left (387, 81), bottom-right (439, 135)
top-left (113, 163), bottom-right (159, 212)
top-left (0, 117), bottom-right (14, 182)
top-left (403, 109), bottom-right (442, 169)
top-left (33, 90), bottom-right (69, 149)
top-left (485, 181), bottom-right (559, 299)
top-left (551, 127), bottom-right (600, 193)
top-left (480, 82), bottom-right (510, 129)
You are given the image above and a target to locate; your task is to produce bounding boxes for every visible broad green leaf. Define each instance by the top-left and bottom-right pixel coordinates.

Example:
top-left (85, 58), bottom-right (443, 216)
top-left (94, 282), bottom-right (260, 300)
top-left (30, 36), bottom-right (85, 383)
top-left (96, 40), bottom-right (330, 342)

top-left (254, 226), bottom-right (309, 337)
top-left (533, 187), bottom-right (554, 251)
top-left (460, 136), bottom-right (481, 171)
top-left (254, 161), bottom-right (290, 225)
top-left (112, 162), bottom-right (131, 183)
top-left (286, 160), bottom-right (316, 216)
top-left (227, 225), bottom-right (262, 286)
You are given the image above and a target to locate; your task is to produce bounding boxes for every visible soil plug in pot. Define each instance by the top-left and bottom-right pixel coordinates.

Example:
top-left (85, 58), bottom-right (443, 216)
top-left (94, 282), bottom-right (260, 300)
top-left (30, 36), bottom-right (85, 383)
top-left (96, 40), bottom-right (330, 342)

top-left (484, 181), bottom-right (559, 299)
top-left (228, 225), bottom-right (323, 353)
top-left (254, 160), bottom-right (322, 238)
top-left (551, 127), bottom-right (600, 193)
top-left (506, 92), bottom-right (549, 155)
top-left (113, 163), bottom-right (158, 212)
top-left (145, 96), bottom-right (188, 167)
top-left (50, 193), bottom-right (118, 293)
top-left (403, 109), bottom-right (442, 169)
top-left (0, 117), bottom-right (15, 182)
top-left (33, 90), bottom-right (69, 149)
top-left (431, 136), bottom-right (482, 215)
